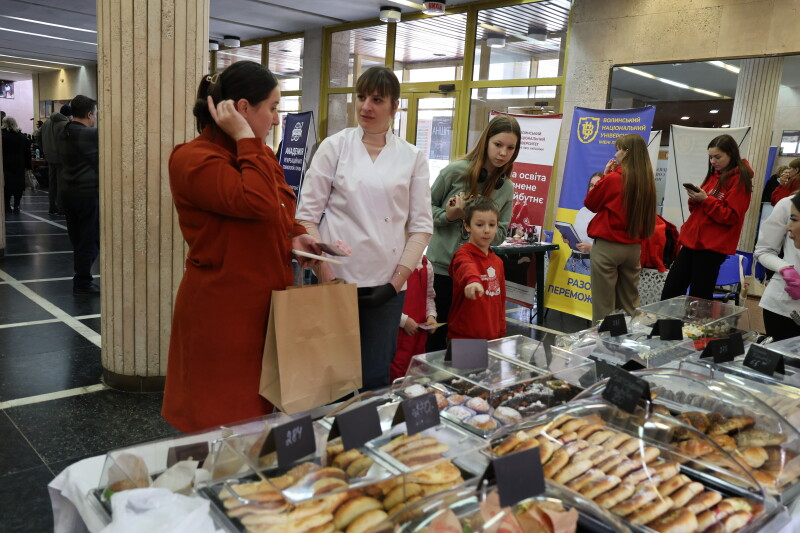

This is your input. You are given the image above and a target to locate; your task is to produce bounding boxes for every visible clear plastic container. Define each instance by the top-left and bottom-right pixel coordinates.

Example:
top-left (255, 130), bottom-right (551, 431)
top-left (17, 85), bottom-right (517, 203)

top-left (636, 296), bottom-right (753, 349)
top-left (488, 397), bottom-right (785, 532)
top-left (713, 335), bottom-right (800, 392)
top-left (396, 347), bottom-right (593, 437)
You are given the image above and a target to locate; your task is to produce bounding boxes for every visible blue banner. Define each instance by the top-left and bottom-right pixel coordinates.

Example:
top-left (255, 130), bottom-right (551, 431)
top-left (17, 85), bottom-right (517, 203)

top-left (278, 111), bottom-right (314, 196)
top-left (558, 106), bottom-right (656, 210)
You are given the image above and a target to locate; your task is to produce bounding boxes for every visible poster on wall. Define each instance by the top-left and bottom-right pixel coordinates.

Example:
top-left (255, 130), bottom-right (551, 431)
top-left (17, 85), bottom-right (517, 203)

top-left (0, 80), bottom-right (14, 99)
top-left (544, 106), bottom-right (656, 320)
top-left (429, 116), bottom-right (452, 160)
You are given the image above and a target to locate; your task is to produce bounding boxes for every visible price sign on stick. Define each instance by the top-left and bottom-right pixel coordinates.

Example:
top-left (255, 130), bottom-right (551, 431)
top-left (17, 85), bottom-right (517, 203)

top-left (744, 344), bottom-right (785, 377)
top-left (328, 401), bottom-right (383, 451)
top-left (260, 416), bottom-right (316, 467)
top-left (602, 369), bottom-right (651, 414)
top-left (392, 392), bottom-right (440, 435)
top-left (700, 338), bottom-right (735, 364)
top-left (598, 313), bottom-right (627, 337)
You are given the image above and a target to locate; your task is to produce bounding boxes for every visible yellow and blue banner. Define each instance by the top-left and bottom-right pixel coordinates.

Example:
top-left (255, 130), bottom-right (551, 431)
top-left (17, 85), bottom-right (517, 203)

top-left (545, 106), bottom-right (656, 320)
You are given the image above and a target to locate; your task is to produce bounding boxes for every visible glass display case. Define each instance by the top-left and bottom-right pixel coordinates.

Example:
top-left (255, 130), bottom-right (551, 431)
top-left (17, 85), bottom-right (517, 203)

top-left (712, 335), bottom-right (800, 392)
top-left (555, 315), bottom-right (699, 369)
top-left (381, 481), bottom-right (631, 532)
top-left (488, 397), bottom-right (786, 532)
top-left (636, 296), bottom-right (753, 348)
top-left (577, 367), bottom-right (800, 503)
top-left (395, 347), bottom-right (594, 437)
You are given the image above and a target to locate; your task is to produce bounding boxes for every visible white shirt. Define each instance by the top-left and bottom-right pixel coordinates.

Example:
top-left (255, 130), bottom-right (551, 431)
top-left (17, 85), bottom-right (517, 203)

top-left (755, 195), bottom-right (800, 317)
top-left (574, 206), bottom-right (596, 244)
top-left (296, 126), bottom-right (433, 287)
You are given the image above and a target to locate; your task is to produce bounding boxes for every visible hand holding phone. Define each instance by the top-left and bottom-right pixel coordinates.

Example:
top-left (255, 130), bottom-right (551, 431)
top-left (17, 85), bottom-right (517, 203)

top-left (683, 182), bottom-right (701, 193)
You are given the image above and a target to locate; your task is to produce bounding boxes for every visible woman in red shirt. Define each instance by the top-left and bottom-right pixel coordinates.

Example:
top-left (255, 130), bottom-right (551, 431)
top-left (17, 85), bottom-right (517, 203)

top-left (585, 134), bottom-right (656, 322)
top-left (771, 158), bottom-right (800, 206)
top-left (661, 134), bottom-right (753, 301)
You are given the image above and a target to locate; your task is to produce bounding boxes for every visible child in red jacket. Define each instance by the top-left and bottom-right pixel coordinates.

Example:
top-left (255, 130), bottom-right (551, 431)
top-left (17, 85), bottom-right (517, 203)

top-left (448, 196), bottom-right (507, 340)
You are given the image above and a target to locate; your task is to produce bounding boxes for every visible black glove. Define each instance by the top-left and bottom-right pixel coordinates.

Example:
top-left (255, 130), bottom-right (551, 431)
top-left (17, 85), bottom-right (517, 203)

top-left (357, 283), bottom-right (397, 308)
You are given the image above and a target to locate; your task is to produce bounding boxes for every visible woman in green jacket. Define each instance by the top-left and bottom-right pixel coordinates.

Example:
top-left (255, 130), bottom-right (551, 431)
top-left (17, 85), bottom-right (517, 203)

top-left (426, 114), bottom-right (520, 350)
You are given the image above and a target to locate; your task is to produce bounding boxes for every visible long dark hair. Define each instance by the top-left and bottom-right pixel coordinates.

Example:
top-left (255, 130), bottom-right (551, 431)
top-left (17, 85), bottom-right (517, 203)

top-left (461, 115), bottom-right (521, 198)
top-left (616, 134), bottom-right (656, 239)
top-left (703, 134), bottom-right (753, 193)
top-left (192, 61), bottom-right (278, 134)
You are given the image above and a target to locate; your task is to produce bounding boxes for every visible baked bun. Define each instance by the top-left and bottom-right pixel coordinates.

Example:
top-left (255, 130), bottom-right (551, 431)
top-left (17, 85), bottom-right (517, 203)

top-left (656, 473), bottom-right (690, 498)
top-left (576, 423), bottom-right (606, 440)
top-left (628, 496), bottom-right (674, 526)
top-left (383, 483), bottom-right (422, 511)
top-left (586, 430), bottom-right (616, 445)
top-left (346, 456), bottom-right (374, 479)
top-left (567, 468), bottom-right (604, 492)
top-left (493, 431), bottom-right (529, 456)
top-left (333, 496), bottom-right (383, 530)
top-left (560, 418), bottom-right (590, 433)
top-left (580, 475), bottom-right (621, 500)
top-left (312, 477), bottom-right (349, 495)
top-left (543, 449), bottom-right (570, 478)
top-left (686, 490), bottom-right (722, 514)
top-left (669, 481), bottom-right (704, 507)
top-left (562, 440), bottom-right (589, 456)
top-left (595, 482), bottom-right (635, 509)
top-left (493, 406), bottom-right (521, 425)
top-left (738, 446), bottom-right (768, 469)
top-left (553, 459), bottom-right (593, 484)
top-left (610, 485), bottom-right (658, 516)
top-left (648, 508), bottom-right (698, 533)
top-left (597, 453), bottom-right (627, 474)
top-left (332, 449), bottom-right (364, 470)
top-left (467, 414), bottom-right (497, 431)
top-left (345, 509), bottom-right (388, 533)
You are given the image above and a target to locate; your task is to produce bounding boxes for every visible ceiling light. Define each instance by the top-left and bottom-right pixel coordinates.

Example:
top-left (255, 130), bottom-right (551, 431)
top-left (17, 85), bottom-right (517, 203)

top-left (551, 0), bottom-right (572, 9)
top-left (387, 0), bottom-right (424, 8)
top-left (422, 1), bottom-right (446, 15)
top-left (0, 15), bottom-right (96, 33)
top-left (707, 60), bottom-right (740, 74)
top-left (379, 6), bottom-right (401, 23)
top-left (681, 116), bottom-right (690, 120)
top-left (527, 25), bottom-right (548, 41)
top-left (0, 53), bottom-right (81, 68)
top-left (621, 66), bottom-right (656, 79)
top-left (0, 26), bottom-right (96, 45)
top-left (222, 35), bottom-right (240, 47)
top-left (209, 40), bottom-right (219, 51)
top-left (0, 69), bottom-right (24, 74)
top-left (363, 37), bottom-right (377, 42)
top-left (0, 60), bottom-right (59, 70)
top-left (709, 109), bottom-right (719, 114)
top-left (487, 33), bottom-right (506, 48)
top-left (620, 66), bottom-right (730, 98)
top-left (280, 49), bottom-right (291, 52)
top-left (433, 53), bottom-right (446, 57)
top-left (722, 124), bottom-right (730, 128)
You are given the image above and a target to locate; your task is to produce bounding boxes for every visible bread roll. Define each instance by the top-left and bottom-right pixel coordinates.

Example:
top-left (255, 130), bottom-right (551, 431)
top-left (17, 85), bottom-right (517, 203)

top-left (558, 431), bottom-right (579, 444)
top-left (604, 433), bottom-right (633, 450)
top-left (580, 475), bottom-right (621, 500)
top-left (493, 431), bottom-right (529, 456)
top-left (553, 459), bottom-right (593, 484)
top-left (562, 440), bottom-right (590, 456)
top-left (686, 490), bottom-right (722, 514)
top-left (722, 511), bottom-right (752, 532)
top-left (597, 454), bottom-right (627, 474)
top-left (333, 496), bottom-right (383, 530)
top-left (576, 423), bottom-right (606, 440)
top-left (394, 443), bottom-right (449, 466)
top-left (379, 434), bottom-right (419, 454)
top-left (669, 482), bottom-right (704, 508)
top-left (559, 418), bottom-right (589, 433)
top-left (656, 474), bottom-right (690, 498)
top-left (550, 415), bottom-right (575, 430)
top-left (595, 483), bottom-right (635, 509)
top-left (392, 437), bottom-right (440, 457)
top-left (586, 430), bottom-right (616, 445)
top-left (332, 449), bottom-right (363, 470)
top-left (383, 483), bottom-right (422, 511)
top-left (572, 445), bottom-right (604, 465)
top-left (609, 459), bottom-right (642, 478)
top-left (610, 485), bottom-right (658, 516)
top-left (587, 449), bottom-right (617, 467)
top-left (737, 446), bottom-right (768, 469)
top-left (312, 477), bottom-right (349, 495)
top-left (346, 456), bottom-right (374, 479)
top-left (543, 449), bottom-right (570, 479)
top-left (567, 468), bottom-right (605, 492)
top-left (405, 461), bottom-right (461, 485)
top-left (628, 496), bottom-right (674, 526)
top-left (697, 510), bottom-right (718, 531)
top-left (707, 416), bottom-right (755, 436)
top-left (346, 509), bottom-right (388, 533)
top-left (306, 523), bottom-right (336, 533)
top-left (617, 438), bottom-right (644, 457)
top-left (648, 508), bottom-right (698, 533)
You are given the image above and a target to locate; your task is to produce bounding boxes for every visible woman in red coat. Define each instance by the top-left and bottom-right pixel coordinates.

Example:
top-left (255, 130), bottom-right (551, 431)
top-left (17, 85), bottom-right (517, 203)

top-left (163, 61), bottom-right (320, 432)
top-left (771, 158), bottom-right (800, 206)
top-left (661, 134), bottom-right (753, 301)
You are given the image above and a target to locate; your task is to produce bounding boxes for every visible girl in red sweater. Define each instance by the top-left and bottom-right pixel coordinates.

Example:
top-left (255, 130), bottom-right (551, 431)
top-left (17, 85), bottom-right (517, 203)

top-left (585, 134), bottom-right (656, 322)
top-left (771, 158), bottom-right (800, 206)
top-left (448, 196), bottom-right (507, 340)
top-left (661, 134), bottom-right (753, 301)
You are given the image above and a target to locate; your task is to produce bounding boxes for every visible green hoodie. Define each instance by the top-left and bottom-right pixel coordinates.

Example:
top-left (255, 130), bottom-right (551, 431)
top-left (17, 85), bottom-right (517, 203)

top-left (427, 159), bottom-right (514, 276)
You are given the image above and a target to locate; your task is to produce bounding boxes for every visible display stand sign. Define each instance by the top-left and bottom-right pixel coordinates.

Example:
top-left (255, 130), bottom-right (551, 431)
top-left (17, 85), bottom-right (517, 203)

top-left (603, 370), bottom-right (651, 414)
top-left (278, 111), bottom-right (316, 197)
top-left (649, 319), bottom-right (684, 341)
top-left (166, 442), bottom-right (209, 468)
top-left (598, 313), bottom-right (627, 337)
top-left (328, 401), bottom-right (383, 451)
top-left (699, 335), bottom-right (743, 364)
top-left (545, 106), bottom-right (655, 320)
top-left (478, 447), bottom-right (545, 507)
top-left (744, 344), bottom-right (785, 377)
top-left (260, 416), bottom-right (316, 467)
top-left (392, 392), bottom-right (440, 436)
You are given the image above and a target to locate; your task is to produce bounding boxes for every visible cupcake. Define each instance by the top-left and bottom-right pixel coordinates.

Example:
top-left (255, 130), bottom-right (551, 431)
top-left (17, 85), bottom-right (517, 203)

top-left (445, 405), bottom-right (475, 421)
top-left (467, 414), bottom-right (498, 431)
top-left (447, 394), bottom-right (466, 406)
top-left (494, 406), bottom-right (522, 425)
top-left (465, 397), bottom-right (491, 414)
top-left (404, 384), bottom-right (428, 398)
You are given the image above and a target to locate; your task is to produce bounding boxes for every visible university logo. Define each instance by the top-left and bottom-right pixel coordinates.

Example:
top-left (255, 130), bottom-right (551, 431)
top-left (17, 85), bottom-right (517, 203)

top-left (291, 121), bottom-right (304, 142)
top-left (577, 117), bottom-right (600, 144)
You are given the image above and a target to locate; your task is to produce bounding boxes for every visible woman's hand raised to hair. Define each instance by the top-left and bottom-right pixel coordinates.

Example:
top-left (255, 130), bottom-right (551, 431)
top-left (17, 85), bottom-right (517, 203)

top-left (207, 96), bottom-right (254, 141)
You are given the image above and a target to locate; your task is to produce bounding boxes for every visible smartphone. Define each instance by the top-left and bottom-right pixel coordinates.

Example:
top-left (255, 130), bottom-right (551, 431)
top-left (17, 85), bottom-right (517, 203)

top-left (683, 182), bottom-right (701, 193)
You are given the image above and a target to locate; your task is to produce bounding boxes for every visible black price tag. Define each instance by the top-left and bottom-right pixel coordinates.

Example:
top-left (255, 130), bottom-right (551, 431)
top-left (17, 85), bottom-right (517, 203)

top-left (260, 416), bottom-right (316, 467)
top-left (478, 447), bottom-right (545, 507)
top-left (620, 359), bottom-right (646, 371)
top-left (392, 392), bottom-right (440, 435)
top-left (650, 319), bottom-right (684, 341)
top-left (446, 338), bottom-right (489, 369)
top-left (602, 370), bottom-right (651, 414)
top-left (598, 313), bottom-right (627, 337)
top-left (166, 442), bottom-right (209, 468)
top-left (593, 358), bottom-right (620, 380)
top-left (328, 401), bottom-right (383, 451)
top-left (728, 332), bottom-right (745, 357)
top-left (744, 344), bottom-right (785, 377)
top-left (700, 338), bottom-right (735, 364)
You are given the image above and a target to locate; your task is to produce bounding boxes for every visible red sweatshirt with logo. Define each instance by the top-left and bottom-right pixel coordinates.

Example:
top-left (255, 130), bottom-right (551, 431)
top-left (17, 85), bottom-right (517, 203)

top-left (448, 242), bottom-right (507, 340)
top-left (679, 164), bottom-right (752, 255)
top-left (584, 167), bottom-right (641, 244)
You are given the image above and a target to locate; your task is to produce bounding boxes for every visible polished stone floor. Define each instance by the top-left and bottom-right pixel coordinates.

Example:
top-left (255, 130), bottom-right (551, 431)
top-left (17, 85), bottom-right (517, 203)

top-left (0, 190), bottom-right (588, 532)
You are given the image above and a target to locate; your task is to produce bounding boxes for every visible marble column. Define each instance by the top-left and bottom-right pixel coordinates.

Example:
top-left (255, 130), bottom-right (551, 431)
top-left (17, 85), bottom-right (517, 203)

top-left (96, 0), bottom-right (209, 390)
top-left (730, 56), bottom-right (783, 252)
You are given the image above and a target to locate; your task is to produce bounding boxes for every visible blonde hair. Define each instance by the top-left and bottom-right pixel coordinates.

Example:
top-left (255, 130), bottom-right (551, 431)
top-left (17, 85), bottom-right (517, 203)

top-left (461, 115), bottom-right (521, 198)
top-left (615, 134), bottom-right (656, 239)
top-left (1, 116), bottom-right (20, 132)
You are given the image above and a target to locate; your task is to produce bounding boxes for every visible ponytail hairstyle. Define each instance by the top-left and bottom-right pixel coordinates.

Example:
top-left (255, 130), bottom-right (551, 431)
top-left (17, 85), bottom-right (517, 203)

top-left (615, 134), bottom-right (656, 240)
top-left (462, 115), bottom-right (521, 198)
top-left (193, 61), bottom-right (279, 134)
top-left (703, 134), bottom-right (753, 194)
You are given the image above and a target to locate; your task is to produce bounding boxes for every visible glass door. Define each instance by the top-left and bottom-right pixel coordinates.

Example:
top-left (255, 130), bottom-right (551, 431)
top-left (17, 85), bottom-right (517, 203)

top-left (402, 92), bottom-right (458, 185)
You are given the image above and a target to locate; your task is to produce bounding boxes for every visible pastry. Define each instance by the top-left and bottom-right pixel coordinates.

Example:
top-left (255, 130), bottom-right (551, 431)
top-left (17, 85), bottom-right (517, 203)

top-left (382, 483), bottom-right (422, 511)
top-left (543, 449), bottom-right (570, 478)
top-left (595, 482), bottom-right (635, 509)
top-left (553, 459), bottom-right (593, 484)
top-left (675, 439), bottom-right (715, 459)
top-left (446, 394), bottom-right (466, 406)
top-left (603, 433), bottom-right (632, 449)
top-left (576, 423), bottom-right (606, 440)
top-left (580, 475), bottom-right (621, 500)
top-left (707, 416), bottom-right (755, 436)
top-left (566, 468), bottom-right (605, 492)
top-left (434, 392), bottom-right (448, 410)
top-left (559, 418), bottom-right (589, 433)
top-left (333, 496), bottom-right (383, 530)
top-left (610, 484), bottom-right (659, 516)
top-left (669, 481), bottom-right (704, 507)
top-left (627, 496), bottom-right (674, 526)
top-left (466, 414), bottom-right (497, 431)
top-left (649, 508), bottom-right (698, 533)
top-left (345, 457), bottom-right (373, 479)
top-left (734, 428), bottom-right (787, 448)
top-left (493, 406), bottom-right (521, 425)
top-left (656, 474), bottom-right (690, 498)
top-left (345, 509), bottom-right (388, 533)
top-left (736, 446), bottom-right (768, 469)
top-left (711, 434), bottom-right (736, 452)
top-left (465, 397), bottom-right (490, 413)
top-left (686, 490), bottom-right (722, 514)
top-left (586, 430), bottom-right (616, 445)
top-left (444, 405), bottom-right (475, 421)
top-left (571, 445), bottom-right (604, 464)
top-left (562, 440), bottom-right (589, 456)
top-left (332, 449), bottom-right (363, 470)
top-left (404, 384), bottom-right (428, 398)
top-left (493, 431), bottom-right (529, 456)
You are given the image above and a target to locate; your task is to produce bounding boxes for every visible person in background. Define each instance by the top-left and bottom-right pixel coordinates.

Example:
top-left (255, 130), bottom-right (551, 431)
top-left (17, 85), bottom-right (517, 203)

top-left (585, 134), bottom-right (656, 322)
top-left (426, 115), bottom-right (520, 351)
top-left (762, 165), bottom-right (786, 205)
top-left (448, 196), bottom-right (507, 340)
top-left (296, 66), bottom-right (433, 391)
top-left (163, 61), bottom-right (320, 432)
top-left (661, 134), bottom-right (753, 301)
top-left (573, 171), bottom-right (604, 253)
top-left (58, 96), bottom-right (101, 294)
top-left (390, 256), bottom-right (437, 381)
top-left (755, 193), bottom-right (800, 340)
top-left (772, 159), bottom-right (800, 206)
top-left (39, 104), bottom-right (73, 215)
top-left (2, 116), bottom-right (31, 214)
